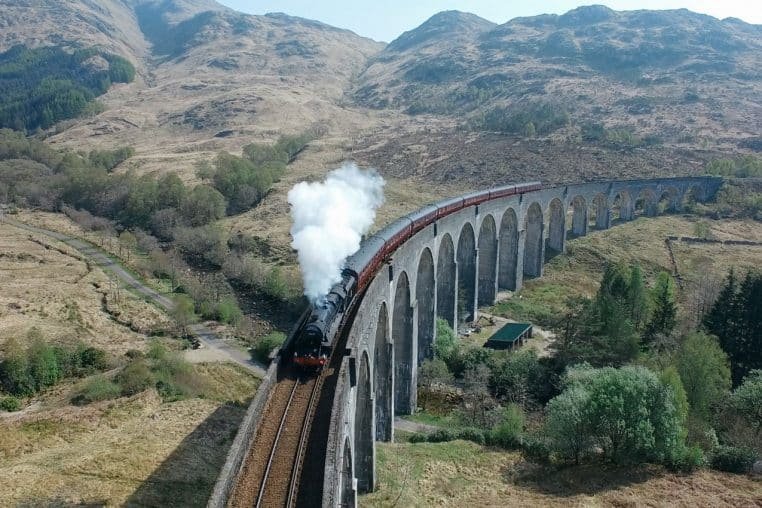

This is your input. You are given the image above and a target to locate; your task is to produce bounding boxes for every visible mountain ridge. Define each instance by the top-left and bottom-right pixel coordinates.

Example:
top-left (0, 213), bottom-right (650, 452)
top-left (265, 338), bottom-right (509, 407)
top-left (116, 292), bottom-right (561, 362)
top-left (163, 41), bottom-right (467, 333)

top-left (0, 2), bottom-right (759, 187)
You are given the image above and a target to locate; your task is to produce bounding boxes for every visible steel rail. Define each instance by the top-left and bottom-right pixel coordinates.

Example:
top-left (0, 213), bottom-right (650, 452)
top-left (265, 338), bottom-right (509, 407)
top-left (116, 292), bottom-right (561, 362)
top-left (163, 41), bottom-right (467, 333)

top-left (286, 374), bottom-right (324, 507)
top-left (255, 379), bottom-right (299, 508)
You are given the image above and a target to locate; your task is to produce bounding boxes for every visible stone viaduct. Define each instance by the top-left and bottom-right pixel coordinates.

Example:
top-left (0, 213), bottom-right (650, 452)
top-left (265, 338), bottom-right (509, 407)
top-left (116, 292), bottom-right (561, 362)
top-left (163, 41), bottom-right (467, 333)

top-left (320, 176), bottom-right (721, 506)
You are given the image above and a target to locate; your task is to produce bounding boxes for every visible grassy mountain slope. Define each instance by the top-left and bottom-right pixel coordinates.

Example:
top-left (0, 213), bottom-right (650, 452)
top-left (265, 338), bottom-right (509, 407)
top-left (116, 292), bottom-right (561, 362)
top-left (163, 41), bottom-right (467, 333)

top-left (356, 5), bottom-right (762, 146)
top-left (350, 6), bottom-right (761, 186)
top-left (0, 0), bottom-right (384, 178)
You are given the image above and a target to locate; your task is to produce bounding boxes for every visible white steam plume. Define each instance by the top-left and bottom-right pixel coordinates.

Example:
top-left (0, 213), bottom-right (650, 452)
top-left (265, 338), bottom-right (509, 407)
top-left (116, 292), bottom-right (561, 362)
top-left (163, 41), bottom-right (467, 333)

top-left (288, 163), bottom-right (385, 302)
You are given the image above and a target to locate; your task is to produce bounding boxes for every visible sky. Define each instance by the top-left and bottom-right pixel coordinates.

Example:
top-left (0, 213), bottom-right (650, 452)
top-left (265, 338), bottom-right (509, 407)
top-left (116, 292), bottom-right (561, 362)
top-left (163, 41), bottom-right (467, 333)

top-left (218, 1), bottom-right (762, 42)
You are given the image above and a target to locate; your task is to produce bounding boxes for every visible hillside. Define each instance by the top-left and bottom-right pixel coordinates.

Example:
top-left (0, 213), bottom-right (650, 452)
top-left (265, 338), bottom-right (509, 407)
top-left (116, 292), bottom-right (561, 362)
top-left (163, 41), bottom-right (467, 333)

top-left (356, 6), bottom-right (761, 139)
top-left (0, 3), bottom-right (759, 188)
top-left (352, 6), bottom-right (762, 185)
top-left (0, 0), bottom-right (384, 178)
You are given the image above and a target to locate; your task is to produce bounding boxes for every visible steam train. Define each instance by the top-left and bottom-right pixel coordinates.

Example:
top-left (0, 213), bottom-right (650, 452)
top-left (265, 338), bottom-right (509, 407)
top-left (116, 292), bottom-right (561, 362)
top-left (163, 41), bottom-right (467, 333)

top-left (292, 181), bottom-right (542, 369)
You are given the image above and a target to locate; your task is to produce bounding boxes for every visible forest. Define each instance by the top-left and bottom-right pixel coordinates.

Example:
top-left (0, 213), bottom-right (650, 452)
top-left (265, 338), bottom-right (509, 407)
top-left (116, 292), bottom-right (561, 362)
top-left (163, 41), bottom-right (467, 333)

top-left (0, 45), bottom-right (135, 131)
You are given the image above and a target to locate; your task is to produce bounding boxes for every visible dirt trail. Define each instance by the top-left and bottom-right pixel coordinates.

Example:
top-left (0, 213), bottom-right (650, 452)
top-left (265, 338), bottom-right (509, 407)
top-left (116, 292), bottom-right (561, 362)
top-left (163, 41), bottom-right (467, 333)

top-left (3, 217), bottom-right (266, 377)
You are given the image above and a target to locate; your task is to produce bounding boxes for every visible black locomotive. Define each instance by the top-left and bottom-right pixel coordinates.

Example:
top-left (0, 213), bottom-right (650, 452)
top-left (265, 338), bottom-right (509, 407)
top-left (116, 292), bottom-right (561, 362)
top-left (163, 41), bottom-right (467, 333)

top-left (293, 269), bottom-right (357, 368)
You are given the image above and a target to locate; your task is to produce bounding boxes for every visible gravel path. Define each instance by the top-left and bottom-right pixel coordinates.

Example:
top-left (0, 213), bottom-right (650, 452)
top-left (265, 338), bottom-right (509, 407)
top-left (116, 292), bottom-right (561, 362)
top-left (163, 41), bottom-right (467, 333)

top-left (394, 417), bottom-right (440, 433)
top-left (4, 217), bottom-right (267, 377)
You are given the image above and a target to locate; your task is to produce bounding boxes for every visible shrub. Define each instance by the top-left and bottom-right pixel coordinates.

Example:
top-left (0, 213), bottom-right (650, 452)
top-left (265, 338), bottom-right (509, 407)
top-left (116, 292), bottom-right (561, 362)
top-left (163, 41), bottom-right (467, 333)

top-left (252, 331), bottom-right (286, 363)
top-left (216, 297), bottom-right (243, 325)
top-left (545, 365), bottom-right (685, 465)
top-left (0, 338), bottom-right (34, 396)
top-left (710, 445), bottom-right (757, 474)
top-left (731, 370), bottom-right (762, 436)
top-left (125, 349), bottom-right (144, 360)
top-left (414, 427), bottom-right (487, 445)
top-left (488, 404), bottom-right (525, 448)
top-left (408, 432), bottom-right (428, 443)
top-left (434, 318), bottom-right (457, 365)
top-left (27, 338), bottom-right (60, 390)
top-left (521, 436), bottom-right (552, 464)
top-left (116, 360), bottom-right (155, 396)
top-left (147, 340), bottom-right (168, 361)
top-left (0, 396), bottom-right (22, 412)
top-left (457, 427), bottom-right (487, 445)
top-left (666, 445), bottom-right (705, 473)
top-left (72, 376), bottom-right (120, 405)
top-left (77, 346), bottom-right (109, 373)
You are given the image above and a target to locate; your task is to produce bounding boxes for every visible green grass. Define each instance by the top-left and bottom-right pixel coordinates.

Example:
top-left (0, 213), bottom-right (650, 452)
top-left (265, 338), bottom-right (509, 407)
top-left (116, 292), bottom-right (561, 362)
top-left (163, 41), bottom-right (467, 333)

top-left (363, 440), bottom-right (507, 507)
top-left (490, 282), bottom-right (568, 326)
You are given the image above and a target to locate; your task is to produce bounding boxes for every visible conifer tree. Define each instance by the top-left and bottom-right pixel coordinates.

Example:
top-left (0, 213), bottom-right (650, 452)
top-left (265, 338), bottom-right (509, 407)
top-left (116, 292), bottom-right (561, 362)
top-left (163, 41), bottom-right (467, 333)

top-left (703, 269), bottom-right (738, 343)
top-left (628, 265), bottom-right (649, 330)
top-left (644, 272), bottom-right (677, 343)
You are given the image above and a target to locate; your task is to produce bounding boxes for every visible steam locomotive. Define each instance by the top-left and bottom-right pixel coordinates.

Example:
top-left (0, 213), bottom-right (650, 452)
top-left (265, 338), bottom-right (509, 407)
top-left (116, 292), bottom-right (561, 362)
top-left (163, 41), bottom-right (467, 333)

top-left (292, 181), bottom-right (542, 369)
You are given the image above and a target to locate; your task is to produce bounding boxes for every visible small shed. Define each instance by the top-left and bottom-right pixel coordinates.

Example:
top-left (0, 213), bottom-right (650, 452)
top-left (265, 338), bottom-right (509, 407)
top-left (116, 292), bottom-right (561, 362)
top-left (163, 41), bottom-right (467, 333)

top-left (484, 323), bottom-right (533, 350)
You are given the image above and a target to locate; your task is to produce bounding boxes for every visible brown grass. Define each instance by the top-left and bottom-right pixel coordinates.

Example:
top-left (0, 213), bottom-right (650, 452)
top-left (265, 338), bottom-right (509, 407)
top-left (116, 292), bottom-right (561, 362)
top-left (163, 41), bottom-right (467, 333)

top-left (0, 363), bottom-right (259, 507)
top-left (362, 440), bottom-right (762, 507)
top-left (491, 215), bottom-right (762, 325)
top-left (0, 222), bottom-right (170, 355)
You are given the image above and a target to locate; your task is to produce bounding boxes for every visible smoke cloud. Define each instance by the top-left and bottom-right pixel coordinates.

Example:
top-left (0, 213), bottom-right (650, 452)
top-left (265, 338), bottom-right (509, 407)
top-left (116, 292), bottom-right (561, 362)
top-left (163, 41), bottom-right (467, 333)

top-left (288, 163), bottom-right (385, 302)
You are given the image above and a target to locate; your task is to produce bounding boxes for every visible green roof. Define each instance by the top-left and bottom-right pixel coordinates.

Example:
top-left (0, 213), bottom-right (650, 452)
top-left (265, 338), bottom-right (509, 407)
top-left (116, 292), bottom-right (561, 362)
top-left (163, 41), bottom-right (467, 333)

top-left (488, 323), bottom-right (532, 343)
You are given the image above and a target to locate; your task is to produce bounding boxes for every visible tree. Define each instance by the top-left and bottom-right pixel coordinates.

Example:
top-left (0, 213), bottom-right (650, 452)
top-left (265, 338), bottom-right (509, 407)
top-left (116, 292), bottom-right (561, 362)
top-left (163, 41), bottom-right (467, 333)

top-left (545, 384), bottom-right (592, 464)
top-left (434, 318), bottom-right (457, 365)
top-left (0, 337), bottom-right (33, 395)
top-left (644, 272), bottom-right (677, 344)
top-left (731, 370), bottom-right (762, 436)
top-left (489, 349), bottom-right (542, 408)
top-left (122, 175), bottom-right (159, 228)
top-left (157, 172), bottom-right (186, 209)
top-left (119, 231), bottom-right (137, 261)
top-left (171, 294), bottom-right (196, 336)
top-left (181, 185), bottom-right (226, 227)
top-left (704, 270), bottom-right (762, 385)
top-left (735, 272), bottom-right (762, 383)
top-left (460, 364), bottom-right (500, 429)
top-left (545, 365), bottom-right (684, 465)
top-left (703, 269), bottom-right (740, 352)
top-left (627, 265), bottom-right (649, 330)
top-left (660, 366), bottom-right (689, 441)
top-left (675, 332), bottom-right (731, 421)
top-left (418, 358), bottom-right (453, 409)
top-left (555, 293), bottom-right (640, 368)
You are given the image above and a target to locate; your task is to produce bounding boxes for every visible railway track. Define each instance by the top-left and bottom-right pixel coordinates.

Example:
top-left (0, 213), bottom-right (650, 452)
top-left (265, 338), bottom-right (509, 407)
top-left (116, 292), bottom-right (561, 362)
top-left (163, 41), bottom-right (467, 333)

top-left (229, 364), bottom-right (323, 508)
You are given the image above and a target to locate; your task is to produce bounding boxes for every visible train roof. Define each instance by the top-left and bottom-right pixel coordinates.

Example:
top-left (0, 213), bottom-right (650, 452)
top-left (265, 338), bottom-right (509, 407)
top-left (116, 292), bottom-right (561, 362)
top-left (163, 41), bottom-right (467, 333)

top-left (516, 181), bottom-right (542, 191)
top-left (490, 183), bottom-right (516, 193)
top-left (434, 195), bottom-right (464, 208)
top-left (345, 235), bottom-right (385, 274)
top-left (462, 190), bottom-right (489, 202)
top-left (374, 216), bottom-right (412, 241)
top-left (406, 203), bottom-right (439, 222)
